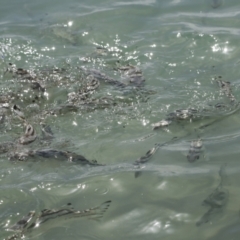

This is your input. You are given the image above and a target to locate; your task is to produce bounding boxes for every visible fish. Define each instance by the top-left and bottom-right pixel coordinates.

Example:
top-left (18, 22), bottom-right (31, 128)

top-left (196, 164), bottom-right (228, 226)
top-left (187, 139), bottom-right (202, 163)
top-left (67, 76), bottom-right (100, 104)
top-left (18, 124), bottom-right (37, 145)
top-left (5, 63), bottom-right (17, 74)
top-left (153, 77), bottom-right (238, 131)
top-left (167, 108), bottom-right (199, 120)
top-left (31, 82), bottom-right (45, 93)
top-left (7, 211), bottom-right (36, 232)
top-left (51, 26), bottom-right (78, 45)
top-left (216, 79), bottom-right (236, 103)
top-left (134, 144), bottom-right (161, 166)
top-left (80, 67), bottom-right (127, 88)
top-left (152, 108), bottom-right (199, 130)
top-left (5, 63), bottom-right (29, 76)
top-left (12, 105), bottom-right (25, 121)
top-left (8, 148), bottom-right (104, 166)
top-left (133, 137), bottom-right (179, 178)
top-left (134, 144), bottom-right (160, 178)
top-left (40, 124), bottom-right (54, 141)
top-left (5, 201), bottom-right (111, 240)
top-left (117, 64), bottom-right (145, 87)
top-left (34, 149), bottom-right (104, 165)
top-left (6, 63), bottom-right (36, 81)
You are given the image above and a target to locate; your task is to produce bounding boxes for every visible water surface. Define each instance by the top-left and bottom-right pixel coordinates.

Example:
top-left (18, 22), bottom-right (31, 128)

top-left (1, 0), bottom-right (240, 239)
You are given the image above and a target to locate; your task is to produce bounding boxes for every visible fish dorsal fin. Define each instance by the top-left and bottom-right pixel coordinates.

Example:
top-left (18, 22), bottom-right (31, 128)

top-left (40, 209), bottom-right (55, 216)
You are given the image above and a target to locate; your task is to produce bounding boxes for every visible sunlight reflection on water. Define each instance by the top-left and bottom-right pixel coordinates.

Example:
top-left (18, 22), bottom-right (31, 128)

top-left (1, 0), bottom-right (240, 239)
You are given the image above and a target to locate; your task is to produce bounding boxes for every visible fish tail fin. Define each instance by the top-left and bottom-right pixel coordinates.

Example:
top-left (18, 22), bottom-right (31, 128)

top-left (89, 200), bottom-right (112, 220)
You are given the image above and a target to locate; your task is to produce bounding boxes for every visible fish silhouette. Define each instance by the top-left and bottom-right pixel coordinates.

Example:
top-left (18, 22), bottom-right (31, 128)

top-left (5, 200), bottom-right (111, 240)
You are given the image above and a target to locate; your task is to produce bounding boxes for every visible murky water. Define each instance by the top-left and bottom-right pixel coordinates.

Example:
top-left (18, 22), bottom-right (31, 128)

top-left (1, 0), bottom-right (240, 239)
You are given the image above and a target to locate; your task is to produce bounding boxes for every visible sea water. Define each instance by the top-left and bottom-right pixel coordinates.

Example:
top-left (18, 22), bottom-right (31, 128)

top-left (1, 0), bottom-right (240, 239)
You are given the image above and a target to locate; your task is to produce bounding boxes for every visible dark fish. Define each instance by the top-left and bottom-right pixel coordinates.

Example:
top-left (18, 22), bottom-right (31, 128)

top-left (167, 108), bottom-right (198, 120)
top-left (5, 63), bottom-right (35, 80)
top-left (80, 67), bottom-right (112, 81)
top-left (29, 200), bottom-right (111, 227)
top-left (23, 148), bottom-right (105, 166)
top-left (8, 211), bottom-right (36, 232)
top-left (152, 108), bottom-right (198, 130)
top-left (187, 139), bottom-right (202, 163)
top-left (50, 104), bottom-right (79, 114)
top-left (5, 201), bottom-right (111, 240)
top-left (5, 63), bottom-right (16, 74)
top-left (15, 68), bottom-right (29, 76)
top-left (78, 76), bottom-right (100, 96)
top-left (18, 124), bottom-right (37, 145)
top-left (40, 124), bottom-right (54, 140)
top-left (216, 79), bottom-right (236, 103)
top-left (31, 82), bottom-right (45, 92)
top-left (134, 144), bottom-right (160, 178)
top-left (117, 64), bottom-right (145, 87)
top-left (134, 137), bottom-right (179, 178)
top-left (12, 105), bottom-right (25, 121)
top-left (68, 76), bottom-right (100, 104)
top-left (214, 102), bottom-right (228, 109)
top-left (5, 63), bottom-right (24, 75)
top-left (80, 67), bottom-right (127, 88)
top-left (95, 46), bottom-right (108, 56)
top-left (134, 144), bottom-right (160, 166)
top-left (129, 75), bottom-right (145, 86)
top-left (196, 165), bottom-right (228, 226)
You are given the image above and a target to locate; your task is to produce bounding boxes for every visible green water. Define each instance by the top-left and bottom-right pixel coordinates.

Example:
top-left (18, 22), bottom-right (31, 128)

top-left (1, 0), bottom-right (240, 239)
